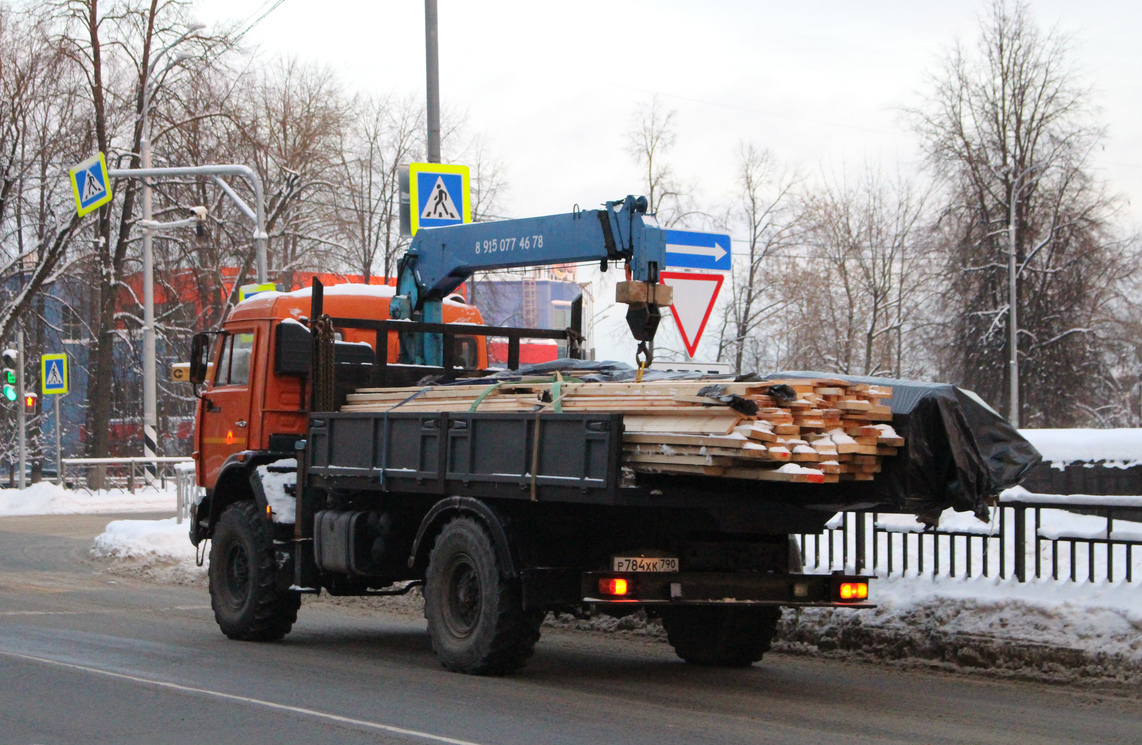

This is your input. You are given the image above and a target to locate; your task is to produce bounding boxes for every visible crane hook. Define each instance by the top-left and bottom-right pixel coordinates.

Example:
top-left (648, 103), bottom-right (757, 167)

top-left (635, 341), bottom-right (652, 382)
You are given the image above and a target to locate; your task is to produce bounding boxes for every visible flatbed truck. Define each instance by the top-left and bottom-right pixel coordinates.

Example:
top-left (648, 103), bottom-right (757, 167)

top-left (187, 197), bottom-right (902, 674)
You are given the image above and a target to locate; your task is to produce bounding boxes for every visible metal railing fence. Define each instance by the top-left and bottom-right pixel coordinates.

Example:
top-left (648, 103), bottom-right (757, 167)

top-left (798, 493), bottom-right (1142, 585)
top-left (60, 456), bottom-right (193, 495)
top-left (174, 461), bottom-right (200, 524)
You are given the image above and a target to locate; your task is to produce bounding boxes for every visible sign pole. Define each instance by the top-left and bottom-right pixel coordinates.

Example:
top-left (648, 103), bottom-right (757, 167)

top-left (425, 0), bottom-right (441, 164)
top-left (40, 353), bottom-right (69, 484)
top-left (54, 394), bottom-right (62, 485)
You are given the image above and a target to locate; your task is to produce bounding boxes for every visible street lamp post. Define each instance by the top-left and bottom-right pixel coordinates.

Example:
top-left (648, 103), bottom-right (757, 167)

top-left (1008, 181), bottom-right (1019, 428)
top-left (1004, 162), bottom-right (1047, 429)
top-left (140, 24), bottom-right (203, 480)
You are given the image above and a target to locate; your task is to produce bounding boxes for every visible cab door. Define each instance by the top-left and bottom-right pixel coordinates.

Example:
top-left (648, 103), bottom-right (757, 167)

top-left (200, 328), bottom-right (257, 489)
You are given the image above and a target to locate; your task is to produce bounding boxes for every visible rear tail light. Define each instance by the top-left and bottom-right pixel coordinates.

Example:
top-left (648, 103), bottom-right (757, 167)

top-left (598, 577), bottom-right (629, 596)
top-left (838, 582), bottom-right (868, 601)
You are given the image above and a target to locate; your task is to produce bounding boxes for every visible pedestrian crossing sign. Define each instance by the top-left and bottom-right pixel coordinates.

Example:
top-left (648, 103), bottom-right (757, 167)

top-left (69, 152), bottom-right (113, 217)
top-left (41, 353), bottom-right (68, 395)
top-left (409, 162), bottom-right (470, 234)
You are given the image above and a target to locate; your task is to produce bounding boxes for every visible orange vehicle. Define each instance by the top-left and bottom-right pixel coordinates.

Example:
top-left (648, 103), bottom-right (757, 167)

top-left (185, 199), bottom-right (888, 677)
top-left (193, 284), bottom-right (486, 493)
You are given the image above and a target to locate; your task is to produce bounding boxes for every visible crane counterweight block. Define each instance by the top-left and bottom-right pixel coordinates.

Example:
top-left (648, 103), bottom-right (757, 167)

top-left (615, 281), bottom-right (672, 307)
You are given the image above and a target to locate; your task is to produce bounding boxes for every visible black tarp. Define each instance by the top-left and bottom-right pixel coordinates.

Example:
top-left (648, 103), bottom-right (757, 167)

top-left (449, 361), bottom-right (1042, 524)
top-left (765, 372), bottom-right (1042, 524)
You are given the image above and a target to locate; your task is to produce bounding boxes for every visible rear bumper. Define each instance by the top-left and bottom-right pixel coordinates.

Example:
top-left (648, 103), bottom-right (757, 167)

top-left (580, 570), bottom-right (873, 608)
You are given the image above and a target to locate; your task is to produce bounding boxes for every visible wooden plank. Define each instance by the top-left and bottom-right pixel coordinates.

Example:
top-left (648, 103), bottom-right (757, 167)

top-left (623, 432), bottom-right (747, 448)
top-left (623, 414), bottom-right (741, 435)
top-left (722, 467), bottom-right (826, 484)
top-left (628, 463), bottom-right (727, 476)
top-left (625, 453), bottom-right (735, 467)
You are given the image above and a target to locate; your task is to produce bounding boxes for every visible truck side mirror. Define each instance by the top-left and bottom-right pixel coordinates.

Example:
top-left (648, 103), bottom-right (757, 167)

top-left (275, 320), bottom-right (312, 375)
top-left (189, 332), bottom-right (211, 384)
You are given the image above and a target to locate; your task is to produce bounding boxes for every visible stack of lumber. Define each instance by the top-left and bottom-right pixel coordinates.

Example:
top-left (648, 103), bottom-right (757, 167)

top-left (342, 377), bottom-right (903, 485)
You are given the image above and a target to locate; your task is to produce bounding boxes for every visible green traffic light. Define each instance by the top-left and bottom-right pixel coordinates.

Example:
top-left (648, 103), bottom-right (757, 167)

top-left (2, 384), bottom-right (15, 402)
top-left (2, 369), bottom-right (14, 385)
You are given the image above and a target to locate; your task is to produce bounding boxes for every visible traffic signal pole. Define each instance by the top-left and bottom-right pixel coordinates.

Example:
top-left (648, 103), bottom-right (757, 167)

top-left (16, 330), bottom-right (25, 489)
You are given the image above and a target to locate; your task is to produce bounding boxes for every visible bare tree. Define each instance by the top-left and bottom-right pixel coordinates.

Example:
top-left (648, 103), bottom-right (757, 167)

top-left (233, 55), bottom-right (349, 289)
top-left (909, 0), bottom-right (1136, 425)
top-left (0, 6), bottom-right (85, 343)
top-left (788, 166), bottom-right (932, 377)
top-left (714, 144), bottom-right (801, 373)
top-left (625, 97), bottom-right (695, 227)
top-left (333, 92), bottom-right (421, 281)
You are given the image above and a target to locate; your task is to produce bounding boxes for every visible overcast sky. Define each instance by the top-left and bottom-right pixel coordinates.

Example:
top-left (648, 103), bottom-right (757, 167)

top-left (194, 0), bottom-right (1142, 225)
top-left (192, 0), bottom-right (1142, 362)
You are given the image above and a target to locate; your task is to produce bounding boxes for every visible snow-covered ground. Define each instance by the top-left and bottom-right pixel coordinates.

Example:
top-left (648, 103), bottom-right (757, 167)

top-left (3, 481), bottom-right (1139, 684)
top-left (0, 481), bottom-right (176, 516)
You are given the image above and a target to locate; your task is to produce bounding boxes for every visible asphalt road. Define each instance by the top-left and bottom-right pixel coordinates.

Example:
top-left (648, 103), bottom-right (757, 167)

top-left (1, 513), bottom-right (1139, 745)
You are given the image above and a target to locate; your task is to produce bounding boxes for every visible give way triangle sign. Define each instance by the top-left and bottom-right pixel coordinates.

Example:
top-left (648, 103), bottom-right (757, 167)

top-left (660, 271), bottom-right (725, 358)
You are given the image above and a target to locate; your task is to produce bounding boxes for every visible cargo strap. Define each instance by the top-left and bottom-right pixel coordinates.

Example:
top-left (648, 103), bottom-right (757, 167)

top-left (468, 382), bottom-right (504, 412)
top-left (551, 372), bottom-right (563, 414)
top-left (533, 374), bottom-right (569, 414)
top-left (530, 412), bottom-right (541, 502)
top-left (385, 386), bottom-right (431, 412)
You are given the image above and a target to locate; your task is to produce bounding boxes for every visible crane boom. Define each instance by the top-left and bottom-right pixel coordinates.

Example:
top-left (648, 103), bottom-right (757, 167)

top-left (390, 195), bottom-right (672, 366)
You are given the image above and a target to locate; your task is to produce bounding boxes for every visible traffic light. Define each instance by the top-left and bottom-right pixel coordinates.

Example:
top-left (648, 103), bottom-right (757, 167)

top-left (1, 349), bottom-right (16, 403)
top-left (23, 392), bottom-right (37, 414)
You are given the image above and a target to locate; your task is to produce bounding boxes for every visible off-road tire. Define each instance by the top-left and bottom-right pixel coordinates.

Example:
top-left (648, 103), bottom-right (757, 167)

top-left (209, 500), bottom-right (300, 641)
top-left (424, 517), bottom-right (543, 675)
top-left (661, 606), bottom-right (782, 667)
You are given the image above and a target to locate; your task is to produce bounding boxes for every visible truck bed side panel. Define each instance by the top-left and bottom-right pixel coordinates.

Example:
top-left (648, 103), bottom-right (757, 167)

top-left (307, 412), bottom-right (623, 504)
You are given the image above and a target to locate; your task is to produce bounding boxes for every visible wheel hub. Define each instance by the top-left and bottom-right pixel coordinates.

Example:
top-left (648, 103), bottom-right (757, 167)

top-left (224, 543), bottom-right (251, 608)
top-left (443, 554), bottom-right (481, 637)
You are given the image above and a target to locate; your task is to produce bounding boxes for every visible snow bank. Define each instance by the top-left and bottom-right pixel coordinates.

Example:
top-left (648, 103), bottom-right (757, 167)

top-left (92, 517), bottom-right (196, 560)
top-left (778, 574), bottom-right (1142, 684)
top-left (91, 517), bottom-right (206, 585)
top-left (1021, 428), bottom-right (1142, 468)
top-left (0, 482), bottom-right (175, 516)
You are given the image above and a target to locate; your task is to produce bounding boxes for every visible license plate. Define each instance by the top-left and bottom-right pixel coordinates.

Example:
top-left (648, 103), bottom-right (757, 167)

top-left (612, 556), bottom-right (679, 572)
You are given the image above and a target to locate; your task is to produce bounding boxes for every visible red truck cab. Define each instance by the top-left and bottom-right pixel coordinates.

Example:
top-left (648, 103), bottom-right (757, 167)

top-left (194, 285), bottom-right (486, 491)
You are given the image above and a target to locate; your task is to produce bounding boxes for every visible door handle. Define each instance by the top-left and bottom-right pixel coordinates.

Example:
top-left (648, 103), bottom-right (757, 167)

top-left (235, 420), bottom-right (248, 428)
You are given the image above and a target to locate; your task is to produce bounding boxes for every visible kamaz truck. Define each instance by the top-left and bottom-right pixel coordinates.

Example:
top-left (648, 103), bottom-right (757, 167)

top-left (186, 196), bottom-right (1035, 674)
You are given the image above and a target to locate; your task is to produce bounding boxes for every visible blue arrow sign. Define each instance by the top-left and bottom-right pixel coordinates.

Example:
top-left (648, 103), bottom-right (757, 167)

top-left (664, 229), bottom-right (732, 271)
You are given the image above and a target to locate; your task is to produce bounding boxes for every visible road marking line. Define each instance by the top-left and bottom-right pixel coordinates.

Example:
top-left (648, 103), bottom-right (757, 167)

top-left (0, 649), bottom-right (486, 745)
top-left (0, 605), bottom-right (211, 617)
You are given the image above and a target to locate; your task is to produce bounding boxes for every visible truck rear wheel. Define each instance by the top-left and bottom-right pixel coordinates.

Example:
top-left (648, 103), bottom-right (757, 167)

top-left (424, 517), bottom-right (543, 675)
top-left (209, 500), bottom-right (300, 641)
top-left (661, 606), bottom-right (782, 667)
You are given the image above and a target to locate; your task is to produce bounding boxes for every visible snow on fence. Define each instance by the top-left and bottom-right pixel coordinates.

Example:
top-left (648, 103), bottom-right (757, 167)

top-left (799, 489), bottom-right (1142, 585)
top-left (174, 461), bottom-right (201, 525)
top-left (61, 457), bottom-right (194, 495)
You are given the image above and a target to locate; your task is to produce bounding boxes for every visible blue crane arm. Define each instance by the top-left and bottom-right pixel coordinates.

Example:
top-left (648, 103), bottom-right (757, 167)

top-left (390, 196), bottom-right (669, 367)
top-left (395, 196), bottom-right (664, 302)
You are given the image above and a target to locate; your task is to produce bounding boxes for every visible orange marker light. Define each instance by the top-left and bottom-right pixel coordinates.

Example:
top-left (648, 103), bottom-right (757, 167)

top-left (598, 577), bottom-right (629, 596)
top-left (839, 582), bottom-right (868, 601)
top-left (225, 430), bottom-right (235, 445)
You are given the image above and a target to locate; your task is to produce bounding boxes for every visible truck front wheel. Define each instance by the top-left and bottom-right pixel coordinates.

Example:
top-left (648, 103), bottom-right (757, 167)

top-left (209, 500), bottom-right (300, 641)
top-left (661, 606), bottom-right (782, 667)
top-left (424, 517), bottom-right (543, 674)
